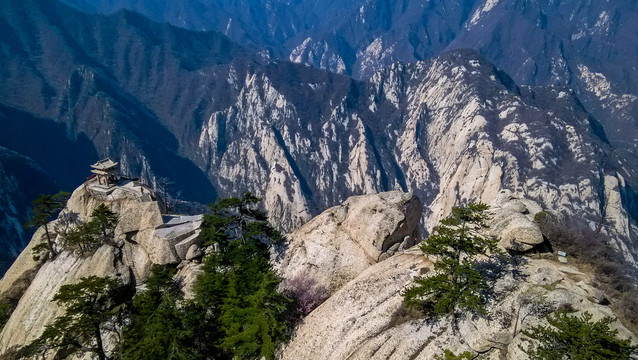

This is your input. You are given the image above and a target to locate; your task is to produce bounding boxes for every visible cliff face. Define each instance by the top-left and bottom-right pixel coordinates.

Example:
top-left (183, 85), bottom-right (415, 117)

top-left (0, 180), bottom-right (205, 353)
top-left (59, 0), bottom-right (638, 161)
top-left (196, 50), bottom-right (638, 262)
top-left (0, 147), bottom-right (57, 274)
top-left (0, 184), bottom-right (425, 355)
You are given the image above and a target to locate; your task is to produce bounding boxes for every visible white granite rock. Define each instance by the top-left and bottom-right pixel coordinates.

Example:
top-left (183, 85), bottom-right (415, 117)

top-left (0, 246), bottom-right (131, 354)
top-left (278, 191), bottom-right (421, 294)
top-left (490, 192), bottom-right (544, 251)
top-left (281, 256), bottom-right (636, 360)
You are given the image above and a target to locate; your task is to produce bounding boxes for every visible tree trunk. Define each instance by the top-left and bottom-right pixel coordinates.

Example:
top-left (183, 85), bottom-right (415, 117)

top-left (95, 326), bottom-right (106, 360)
top-left (43, 224), bottom-right (58, 258)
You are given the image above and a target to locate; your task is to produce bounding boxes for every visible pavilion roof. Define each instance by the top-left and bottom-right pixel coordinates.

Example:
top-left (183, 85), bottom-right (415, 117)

top-left (90, 158), bottom-right (118, 171)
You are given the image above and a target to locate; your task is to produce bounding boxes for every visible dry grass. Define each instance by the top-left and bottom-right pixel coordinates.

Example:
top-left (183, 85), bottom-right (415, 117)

top-left (535, 212), bottom-right (638, 333)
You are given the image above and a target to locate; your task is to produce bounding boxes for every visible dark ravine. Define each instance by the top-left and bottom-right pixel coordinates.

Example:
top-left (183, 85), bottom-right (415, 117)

top-left (1, 0), bottom-right (638, 272)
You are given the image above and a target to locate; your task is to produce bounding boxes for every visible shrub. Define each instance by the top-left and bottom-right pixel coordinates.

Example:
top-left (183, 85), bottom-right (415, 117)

top-left (536, 212), bottom-right (638, 331)
top-left (282, 273), bottom-right (329, 317)
top-left (0, 299), bottom-right (15, 332)
top-left (434, 350), bottom-right (474, 360)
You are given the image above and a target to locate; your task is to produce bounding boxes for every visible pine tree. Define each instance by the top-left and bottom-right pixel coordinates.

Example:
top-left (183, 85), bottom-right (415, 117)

top-left (91, 204), bottom-right (118, 240)
top-left (25, 192), bottom-right (70, 260)
top-left (218, 251), bottom-right (290, 360)
top-left (193, 192), bottom-right (292, 359)
top-left (523, 311), bottom-right (637, 360)
top-left (118, 266), bottom-right (197, 360)
top-left (403, 203), bottom-right (500, 322)
top-left (61, 204), bottom-right (118, 255)
top-left (15, 276), bottom-right (124, 360)
top-left (63, 221), bottom-right (100, 255)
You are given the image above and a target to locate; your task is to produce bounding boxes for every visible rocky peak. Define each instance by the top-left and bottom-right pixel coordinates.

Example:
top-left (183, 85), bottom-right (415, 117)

top-left (1, 182), bottom-right (636, 358)
top-left (0, 179), bottom-right (207, 353)
top-left (189, 48), bottom-right (638, 263)
top-left (278, 191), bottom-right (421, 294)
top-left (279, 192), bottom-right (638, 360)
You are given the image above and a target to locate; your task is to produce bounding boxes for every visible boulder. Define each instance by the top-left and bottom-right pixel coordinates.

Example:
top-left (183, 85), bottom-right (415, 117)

top-left (498, 214), bottom-right (544, 251)
top-left (278, 192), bottom-right (421, 294)
top-left (135, 229), bottom-right (179, 265)
top-left (122, 242), bottom-right (152, 281)
top-left (185, 245), bottom-right (204, 260)
top-left (115, 201), bottom-right (163, 236)
top-left (174, 231), bottom-right (202, 260)
top-left (174, 262), bottom-right (203, 299)
top-left (490, 191), bottom-right (544, 251)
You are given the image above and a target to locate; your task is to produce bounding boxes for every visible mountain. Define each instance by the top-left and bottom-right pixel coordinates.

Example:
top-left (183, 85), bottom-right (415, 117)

top-left (1, 0), bottom-right (638, 271)
top-left (57, 0), bottom-right (638, 162)
top-left (278, 192), bottom-right (637, 359)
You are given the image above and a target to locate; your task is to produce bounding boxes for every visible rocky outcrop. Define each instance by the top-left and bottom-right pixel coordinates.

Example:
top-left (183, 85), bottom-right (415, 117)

top-left (0, 245), bottom-right (131, 353)
top-left (489, 190), bottom-right (544, 251)
top-left (192, 50), bottom-right (638, 263)
top-left (278, 192), bottom-right (421, 293)
top-left (282, 252), bottom-right (636, 360)
top-left (0, 225), bottom-right (48, 301)
top-left (0, 180), bottom-right (206, 353)
top-left (1, 0), bottom-right (637, 268)
top-left (1, 181), bottom-right (635, 359)
top-left (64, 181), bottom-right (204, 267)
top-left (276, 191), bottom-right (636, 359)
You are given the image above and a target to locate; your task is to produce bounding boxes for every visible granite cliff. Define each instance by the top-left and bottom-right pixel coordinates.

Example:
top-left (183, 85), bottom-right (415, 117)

top-left (0, 179), bottom-right (205, 354)
top-left (0, 182), bottom-right (427, 356)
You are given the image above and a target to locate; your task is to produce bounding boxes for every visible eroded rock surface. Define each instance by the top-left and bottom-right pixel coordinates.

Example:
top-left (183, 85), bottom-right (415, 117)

top-left (281, 246), bottom-right (636, 360)
top-left (489, 190), bottom-right (544, 251)
top-left (278, 191), bottom-right (421, 293)
top-left (0, 226), bottom-right (48, 301)
top-left (0, 180), bottom-right (206, 354)
top-left (0, 246), bottom-right (131, 353)
top-left (279, 191), bottom-right (636, 359)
